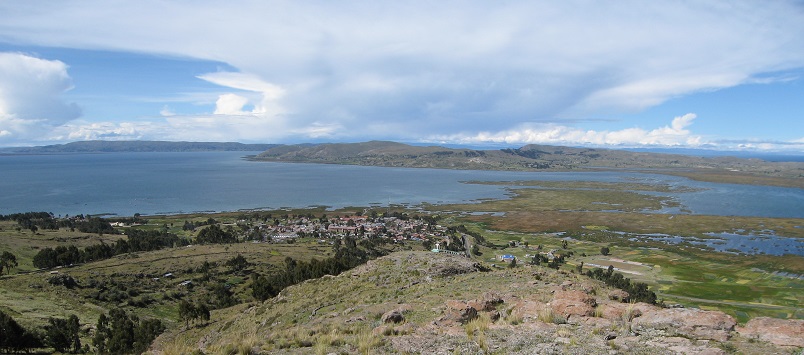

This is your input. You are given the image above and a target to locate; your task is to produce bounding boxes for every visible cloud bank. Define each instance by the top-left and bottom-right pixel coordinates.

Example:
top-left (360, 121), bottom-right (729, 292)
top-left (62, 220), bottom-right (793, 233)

top-left (0, 1), bottom-right (802, 150)
top-left (431, 114), bottom-right (704, 147)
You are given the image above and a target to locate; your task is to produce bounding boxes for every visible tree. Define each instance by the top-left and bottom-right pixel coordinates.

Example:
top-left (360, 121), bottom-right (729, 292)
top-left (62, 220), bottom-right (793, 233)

top-left (225, 254), bottom-right (249, 271)
top-left (252, 274), bottom-right (276, 301)
top-left (178, 301), bottom-right (195, 327)
top-left (45, 315), bottom-right (81, 353)
top-left (178, 301), bottom-right (210, 327)
top-left (600, 246), bottom-right (610, 256)
top-left (0, 251), bottom-right (18, 275)
top-left (196, 224), bottom-right (236, 244)
top-left (93, 308), bottom-right (164, 354)
top-left (0, 309), bottom-right (43, 353)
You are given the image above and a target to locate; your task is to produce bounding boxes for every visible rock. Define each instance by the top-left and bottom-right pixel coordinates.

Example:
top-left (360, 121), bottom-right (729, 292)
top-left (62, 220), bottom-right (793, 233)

top-left (632, 308), bottom-right (736, 342)
top-left (550, 289), bottom-right (596, 319)
top-left (550, 299), bottom-right (595, 319)
top-left (381, 304), bottom-right (412, 324)
top-left (598, 303), bottom-right (642, 321)
top-left (553, 289), bottom-right (597, 307)
top-left (736, 317), bottom-right (804, 347)
top-left (579, 316), bottom-right (613, 328)
top-left (630, 302), bottom-right (660, 315)
top-left (607, 289), bottom-right (630, 302)
top-left (441, 302), bottom-right (478, 325)
top-left (445, 300), bottom-right (468, 311)
top-left (467, 292), bottom-right (504, 312)
top-left (510, 300), bottom-right (547, 321)
top-left (382, 310), bottom-right (405, 324)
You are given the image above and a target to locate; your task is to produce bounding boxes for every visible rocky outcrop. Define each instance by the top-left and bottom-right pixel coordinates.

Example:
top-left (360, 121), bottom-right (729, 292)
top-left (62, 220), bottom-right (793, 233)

top-left (736, 317), bottom-right (804, 347)
top-left (632, 308), bottom-right (736, 341)
top-left (441, 302), bottom-right (478, 325)
top-left (550, 289), bottom-right (597, 319)
top-left (466, 292), bottom-right (504, 312)
top-left (510, 299), bottom-right (548, 321)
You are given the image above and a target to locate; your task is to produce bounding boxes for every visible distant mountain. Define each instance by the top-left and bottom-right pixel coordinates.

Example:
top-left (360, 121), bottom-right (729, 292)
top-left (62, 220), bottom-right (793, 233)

top-left (254, 141), bottom-right (804, 187)
top-left (4, 140), bottom-right (278, 153)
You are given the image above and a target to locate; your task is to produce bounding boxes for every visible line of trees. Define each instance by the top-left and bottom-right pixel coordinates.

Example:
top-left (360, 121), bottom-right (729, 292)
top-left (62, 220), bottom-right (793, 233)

top-left (252, 236), bottom-right (383, 301)
top-left (1, 212), bottom-right (118, 234)
top-left (32, 229), bottom-right (189, 269)
top-left (586, 265), bottom-right (657, 304)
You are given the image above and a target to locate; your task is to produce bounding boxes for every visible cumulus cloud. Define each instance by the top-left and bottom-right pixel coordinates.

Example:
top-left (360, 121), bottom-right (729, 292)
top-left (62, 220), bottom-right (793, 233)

top-left (0, 1), bottom-right (803, 148)
top-left (0, 52), bottom-right (81, 142)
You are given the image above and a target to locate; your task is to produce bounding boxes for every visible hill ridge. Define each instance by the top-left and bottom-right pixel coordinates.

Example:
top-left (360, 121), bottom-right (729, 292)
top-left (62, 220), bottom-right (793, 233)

top-left (153, 251), bottom-right (803, 354)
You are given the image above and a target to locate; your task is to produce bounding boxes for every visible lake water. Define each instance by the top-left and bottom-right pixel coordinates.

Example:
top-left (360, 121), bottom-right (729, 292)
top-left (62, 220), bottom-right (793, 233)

top-left (1, 151), bottom-right (802, 220)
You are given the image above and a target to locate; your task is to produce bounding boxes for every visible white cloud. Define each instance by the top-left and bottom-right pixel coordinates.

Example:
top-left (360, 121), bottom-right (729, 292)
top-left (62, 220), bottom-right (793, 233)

top-left (0, 52), bottom-right (80, 143)
top-left (213, 94), bottom-right (250, 115)
top-left (431, 113), bottom-right (704, 147)
top-left (0, 1), bottom-right (803, 148)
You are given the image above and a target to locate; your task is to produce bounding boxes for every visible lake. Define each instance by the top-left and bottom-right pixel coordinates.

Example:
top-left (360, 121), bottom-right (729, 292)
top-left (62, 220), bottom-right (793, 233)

top-left (1, 151), bottom-right (802, 220)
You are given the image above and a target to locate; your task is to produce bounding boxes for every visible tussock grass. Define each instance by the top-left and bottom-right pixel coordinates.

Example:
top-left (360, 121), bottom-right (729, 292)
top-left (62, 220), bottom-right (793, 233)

top-left (465, 312), bottom-right (492, 352)
top-left (538, 308), bottom-right (566, 324)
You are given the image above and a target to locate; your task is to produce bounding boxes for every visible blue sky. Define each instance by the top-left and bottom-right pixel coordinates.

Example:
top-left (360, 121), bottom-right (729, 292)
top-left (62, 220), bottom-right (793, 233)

top-left (0, 1), bottom-right (803, 152)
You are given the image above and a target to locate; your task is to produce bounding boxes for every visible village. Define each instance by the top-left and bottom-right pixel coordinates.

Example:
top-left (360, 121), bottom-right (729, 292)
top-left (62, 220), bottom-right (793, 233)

top-left (232, 212), bottom-right (457, 246)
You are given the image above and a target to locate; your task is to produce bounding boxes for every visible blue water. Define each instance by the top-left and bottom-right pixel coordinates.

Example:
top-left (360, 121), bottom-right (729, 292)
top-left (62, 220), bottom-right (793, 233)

top-left (626, 232), bottom-right (804, 256)
top-left (0, 152), bottom-right (802, 220)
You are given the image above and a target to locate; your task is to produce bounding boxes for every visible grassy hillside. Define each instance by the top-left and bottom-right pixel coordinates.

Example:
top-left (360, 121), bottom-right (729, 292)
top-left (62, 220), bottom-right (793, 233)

top-left (153, 251), bottom-right (793, 354)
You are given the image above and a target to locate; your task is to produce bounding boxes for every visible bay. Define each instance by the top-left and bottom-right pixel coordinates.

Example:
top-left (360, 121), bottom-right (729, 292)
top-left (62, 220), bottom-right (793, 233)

top-left (0, 151), bottom-right (802, 220)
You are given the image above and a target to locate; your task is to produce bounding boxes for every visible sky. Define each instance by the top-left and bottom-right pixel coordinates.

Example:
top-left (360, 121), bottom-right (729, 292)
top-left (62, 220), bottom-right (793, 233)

top-left (0, 1), bottom-right (803, 152)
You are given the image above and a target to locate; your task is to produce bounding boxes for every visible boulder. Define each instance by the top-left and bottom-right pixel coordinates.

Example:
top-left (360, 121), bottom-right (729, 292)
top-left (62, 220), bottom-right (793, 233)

top-left (632, 308), bottom-right (735, 341)
top-left (553, 290), bottom-right (597, 307)
top-left (381, 304), bottom-right (412, 324)
top-left (607, 289), bottom-right (630, 302)
top-left (550, 289), bottom-right (597, 319)
top-left (736, 317), bottom-right (804, 347)
top-left (510, 300), bottom-right (547, 321)
top-left (382, 310), bottom-right (405, 324)
top-left (453, 306), bottom-right (479, 324)
top-left (550, 299), bottom-right (595, 319)
top-left (598, 303), bottom-right (642, 321)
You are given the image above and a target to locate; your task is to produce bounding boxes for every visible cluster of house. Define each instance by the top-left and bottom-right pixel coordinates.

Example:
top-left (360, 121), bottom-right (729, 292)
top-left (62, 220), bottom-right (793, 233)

top-left (245, 215), bottom-right (453, 244)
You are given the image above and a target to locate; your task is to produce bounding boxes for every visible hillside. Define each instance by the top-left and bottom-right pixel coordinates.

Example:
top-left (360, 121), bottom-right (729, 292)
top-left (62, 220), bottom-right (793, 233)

top-left (153, 251), bottom-right (802, 354)
top-left (254, 141), bottom-right (804, 187)
top-left (4, 140), bottom-right (278, 153)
